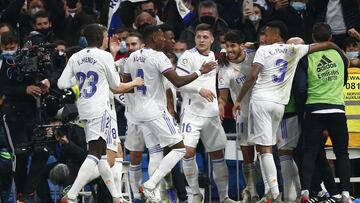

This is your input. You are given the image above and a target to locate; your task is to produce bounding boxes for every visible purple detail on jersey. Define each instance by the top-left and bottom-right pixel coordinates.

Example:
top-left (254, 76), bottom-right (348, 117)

top-left (87, 155), bottom-right (99, 164)
top-left (252, 62), bottom-right (264, 67)
top-left (83, 71), bottom-right (99, 98)
top-left (177, 67), bottom-right (190, 74)
top-left (161, 67), bottom-right (174, 74)
top-left (136, 68), bottom-right (147, 95)
top-left (75, 71), bottom-right (99, 98)
top-left (163, 112), bottom-right (176, 134)
top-left (272, 59), bottom-right (288, 83)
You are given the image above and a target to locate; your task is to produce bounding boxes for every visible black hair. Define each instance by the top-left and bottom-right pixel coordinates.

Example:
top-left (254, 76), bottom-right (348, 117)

top-left (343, 37), bottom-right (359, 50)
top-left (266, 20), bottom-right (288, 41)
top-left (83, 24), bottom-right (107, 47)
top-left (312, 23), bottom-right (332, 42)
top-left (114, 27), bottom-right (133, 34)
top-left (142, 25), bottom-right (162, 42)
top-left (195, 23), bottom-right (214, 35)
top-left (53, 40), bottom-right (68, 48)
top-left (32, 10), bottom-right (50, 24)
top-left (127, 32), bottom-right (144, 43)
top-left (224, 30), bottom-right (245, 44)
top-left (159, 24), bottom-right (174, 33)
top-left (199, 0), bottom-right (218, 13)
top-left (1, 31), bottom-right (18, 46)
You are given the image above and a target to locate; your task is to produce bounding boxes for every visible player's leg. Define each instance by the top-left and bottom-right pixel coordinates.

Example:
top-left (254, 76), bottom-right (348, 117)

top-left (236, 115), bottom-right (258, 200)
top-left (276, 116), bottom-right (301, 202)
top-left (249, 100), bottom-right (283, 200)
top-left (125, 121), bottom-right (146, 201)
top-left (202, 116), bottom-right (236, 203)
top-left (141, 111), bottom-right (186, 200)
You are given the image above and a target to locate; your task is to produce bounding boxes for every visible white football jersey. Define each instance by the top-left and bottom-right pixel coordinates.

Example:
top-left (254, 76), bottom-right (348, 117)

top-left (252, 43), bottom-right (309, 104)
top-left (218, 49), bottom-right (255, 117)
top-left (58, 47), bottom-right (120, 119)
top-left (177, 48), bottom-right (218, 117)
top-left (124, 48), bottom-right (173, 122)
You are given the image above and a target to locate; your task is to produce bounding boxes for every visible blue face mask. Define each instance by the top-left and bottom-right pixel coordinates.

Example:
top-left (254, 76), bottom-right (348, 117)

top-left (346, 51), bottom-right (359, 59)
top-left (174, 52), bottom-right (183, 59)
top-left (119, 40), bottom-right (127, 53)
top-left (290, 2), bottom-right (306, 11)
top-left (79, 36), bottom-right (88, 48)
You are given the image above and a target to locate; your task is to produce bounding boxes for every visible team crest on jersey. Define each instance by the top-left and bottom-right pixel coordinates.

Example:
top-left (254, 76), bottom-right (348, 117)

top-left (218, 77), bottom-right (225, 86)
top-left (181, 58), bottom-right (188, 65)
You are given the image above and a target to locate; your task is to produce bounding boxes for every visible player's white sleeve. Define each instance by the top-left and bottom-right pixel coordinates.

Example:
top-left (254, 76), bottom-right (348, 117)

top-left (252, 46), bottom-right (266, 66)
top-left (175, 51), bottom-right (201, 93)
top-left (295, 44), bottom-right (310, 59)
top-left (218, 68), bottom-right (230, 89)
top-left (58, 57), bottom-right (76, 89)
top-left (104, 53), bottom-right (121, 90)
top-left (155, 52), bottom-right (174, 74)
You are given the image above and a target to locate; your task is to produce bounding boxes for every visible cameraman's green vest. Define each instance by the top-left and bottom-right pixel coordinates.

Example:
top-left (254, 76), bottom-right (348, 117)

top-left (306, 50), bottom-right (345, 105)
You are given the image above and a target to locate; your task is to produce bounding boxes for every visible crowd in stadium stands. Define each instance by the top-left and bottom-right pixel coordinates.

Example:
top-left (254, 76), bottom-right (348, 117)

top-left (0, 0), bottom-right (359, 203)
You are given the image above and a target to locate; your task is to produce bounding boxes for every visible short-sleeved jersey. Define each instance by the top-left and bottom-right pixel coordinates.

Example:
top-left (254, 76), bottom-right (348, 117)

top-left (124, 48), bottom-right (173, 122)
top-left (58, 47), bottom-right (120, 119)
top-left (177, 48), bottom-right (218, 117)
top-left (218, 50), bottom-right (255, 117)
top-left (252, 43), bottom-right (309, 104)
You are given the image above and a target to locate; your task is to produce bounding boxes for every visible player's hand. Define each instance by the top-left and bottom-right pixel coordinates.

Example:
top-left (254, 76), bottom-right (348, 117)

top-left (133, 77), bottom-right (144, 87)
top-left (40, 79), bottom-right (50, 93)
top-left (219, 104), bottom-right (225, 121)
top-left (199, 61), bottom-right (217, 74)
top-left (232, 101), bottom-right (241, 119)
top-left (274, 0), bottom-right (289, 10)
top-left (109, 35), bottom-right (120, 55)
top-left (26, 85), bottom-right (42, 97)
top-left (199, 88), bottom-right (216, 102)
top-left (58, 136), bottom-right (70, 145)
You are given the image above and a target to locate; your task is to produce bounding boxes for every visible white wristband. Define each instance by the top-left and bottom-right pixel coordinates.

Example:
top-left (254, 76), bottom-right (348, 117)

top-left (195, 70), bottom-right (202, 77)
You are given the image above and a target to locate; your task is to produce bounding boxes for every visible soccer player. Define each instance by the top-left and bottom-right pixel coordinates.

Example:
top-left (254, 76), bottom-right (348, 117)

top-left (232, 21), bottom-right (341, 201)
top-left (57, 24), bottom-right (143, 203)
top-left (122, 25), bottom-right (216, 202)
top-left (217, 30), bottom-right (259, 202)
top-left (177, 24), bottom-right (238, 203)
top-left (274, 37), bottom-right (304, 202)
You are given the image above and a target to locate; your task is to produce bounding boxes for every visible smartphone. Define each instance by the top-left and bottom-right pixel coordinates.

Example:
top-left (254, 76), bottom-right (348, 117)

top-left (243, 0), bottom-right (253, 12)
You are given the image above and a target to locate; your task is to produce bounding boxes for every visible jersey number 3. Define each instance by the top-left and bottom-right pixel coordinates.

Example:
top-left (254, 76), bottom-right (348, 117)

top-left (76, 71), bottom-right (99, 98)
top-left (273, 59), bottom-right (288, 83)
top-left (136, 69), bottom-right (147, 95)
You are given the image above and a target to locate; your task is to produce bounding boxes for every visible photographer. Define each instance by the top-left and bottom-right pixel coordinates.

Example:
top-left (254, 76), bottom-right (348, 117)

top-left (0, 31), bottom-right (55, 202)
top-left (36, 105), bottom-right (88, 203)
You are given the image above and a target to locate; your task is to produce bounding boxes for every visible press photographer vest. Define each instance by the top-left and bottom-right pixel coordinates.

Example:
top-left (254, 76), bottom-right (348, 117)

top-left (306, 49), bottom-right (345, 106)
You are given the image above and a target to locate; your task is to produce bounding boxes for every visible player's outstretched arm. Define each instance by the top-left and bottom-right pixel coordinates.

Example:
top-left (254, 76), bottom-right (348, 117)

top-left (218, 89), bottom-right (229, 121)
top-left (112, 77), bottom-right (144, 93)
top-left (232, 63), bottom-right (261, 117)
top-left (164, 61), bottom-right (217, 88)
top-left (308, 41), bottom-right (341, 54)
top-left (58, 62), bottom-right (76, 90)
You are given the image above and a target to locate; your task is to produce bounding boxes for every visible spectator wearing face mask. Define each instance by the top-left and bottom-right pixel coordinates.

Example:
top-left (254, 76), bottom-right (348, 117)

top-left (343, 37), bottom-right (360, 67)
top-left (0, 0), bottom-right (65, 46)
top-left (109, 28), bottom-right (132, 61)
top-left (173, 40), bottom-right (188, 59)
top-left (271, 0), bottom-right (315, 44)
top-left (179, 0), bottom-right (229, 53)
top-left (32, 10), bottom-right (58, 43)
top-left (240, 3), bottom-right (267, 43)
